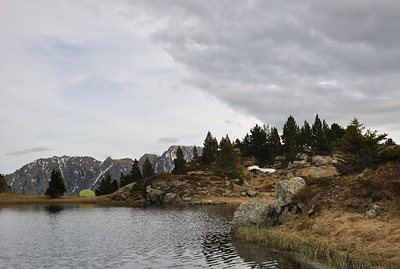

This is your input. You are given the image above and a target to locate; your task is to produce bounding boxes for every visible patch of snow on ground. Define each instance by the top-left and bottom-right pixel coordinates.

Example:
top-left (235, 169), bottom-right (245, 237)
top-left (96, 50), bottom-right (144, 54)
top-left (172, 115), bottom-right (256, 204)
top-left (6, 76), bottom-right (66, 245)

top-left (248, 165), bottom-right (276, 173)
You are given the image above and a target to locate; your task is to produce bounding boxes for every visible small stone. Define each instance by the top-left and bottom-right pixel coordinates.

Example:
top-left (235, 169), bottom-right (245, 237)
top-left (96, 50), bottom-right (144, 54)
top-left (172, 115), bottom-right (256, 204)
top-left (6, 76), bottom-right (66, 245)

top-left (366, 204), bottom-right (380, 217)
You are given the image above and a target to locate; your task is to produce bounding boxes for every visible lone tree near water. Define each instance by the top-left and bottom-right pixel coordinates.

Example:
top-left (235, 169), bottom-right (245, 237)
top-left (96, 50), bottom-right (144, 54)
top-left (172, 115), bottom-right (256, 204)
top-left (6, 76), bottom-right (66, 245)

top-left (45, 169), bottom-right (67, 198)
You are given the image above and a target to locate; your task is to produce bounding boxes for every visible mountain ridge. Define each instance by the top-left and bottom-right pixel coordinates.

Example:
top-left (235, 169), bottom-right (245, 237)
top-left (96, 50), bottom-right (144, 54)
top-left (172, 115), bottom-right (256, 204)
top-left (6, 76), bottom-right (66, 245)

top-left (5, 145), bottom-right (202, 196)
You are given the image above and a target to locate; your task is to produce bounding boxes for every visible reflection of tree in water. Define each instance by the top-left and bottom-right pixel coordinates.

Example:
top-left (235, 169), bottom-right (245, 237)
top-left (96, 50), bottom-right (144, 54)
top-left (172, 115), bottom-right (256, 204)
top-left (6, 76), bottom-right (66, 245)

top-left (201, 229), bottom-right (314, 268)
top-left (201, 230), bottom-right (242, 267)
top-left (45, 204), bottom-right (64, 214)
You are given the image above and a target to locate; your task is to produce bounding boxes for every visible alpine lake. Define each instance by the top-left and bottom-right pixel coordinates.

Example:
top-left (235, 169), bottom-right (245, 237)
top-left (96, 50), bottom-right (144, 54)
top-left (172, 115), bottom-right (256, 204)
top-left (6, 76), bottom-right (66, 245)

top-left (0, 204), bottom-right (323, 268)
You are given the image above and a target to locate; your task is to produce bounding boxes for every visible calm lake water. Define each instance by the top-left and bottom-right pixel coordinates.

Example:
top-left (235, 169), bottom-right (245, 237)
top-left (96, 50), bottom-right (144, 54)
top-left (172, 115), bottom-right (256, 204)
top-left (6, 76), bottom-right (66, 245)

top-left (0, 204), bottom-right (319, 268)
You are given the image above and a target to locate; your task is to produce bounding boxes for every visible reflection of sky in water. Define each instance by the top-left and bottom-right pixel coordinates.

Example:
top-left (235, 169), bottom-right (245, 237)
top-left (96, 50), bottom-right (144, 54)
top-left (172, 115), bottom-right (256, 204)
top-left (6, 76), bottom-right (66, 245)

top-left (0, 205), bottom-right (316, 268)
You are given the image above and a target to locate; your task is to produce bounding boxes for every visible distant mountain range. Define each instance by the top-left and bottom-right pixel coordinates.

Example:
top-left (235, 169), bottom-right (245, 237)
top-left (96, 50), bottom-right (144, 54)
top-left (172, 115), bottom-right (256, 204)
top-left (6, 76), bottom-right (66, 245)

top-left (4, 145), bottom-right (202, 196)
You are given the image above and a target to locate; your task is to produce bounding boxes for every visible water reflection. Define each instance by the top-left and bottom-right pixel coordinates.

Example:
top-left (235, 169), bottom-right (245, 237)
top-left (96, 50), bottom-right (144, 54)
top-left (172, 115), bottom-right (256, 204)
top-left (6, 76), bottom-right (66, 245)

top-left (44, 204), bottom-right (64, 214)
top-left (0, 205), bottom-right (319, 268)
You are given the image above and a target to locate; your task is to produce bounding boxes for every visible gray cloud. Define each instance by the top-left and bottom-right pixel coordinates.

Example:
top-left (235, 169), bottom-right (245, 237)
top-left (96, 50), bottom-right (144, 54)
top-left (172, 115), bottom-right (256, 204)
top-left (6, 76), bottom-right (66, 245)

top-left (6, 147), bottom-right (51, 156)
top-left (133, 0), bottom-right (400, 136)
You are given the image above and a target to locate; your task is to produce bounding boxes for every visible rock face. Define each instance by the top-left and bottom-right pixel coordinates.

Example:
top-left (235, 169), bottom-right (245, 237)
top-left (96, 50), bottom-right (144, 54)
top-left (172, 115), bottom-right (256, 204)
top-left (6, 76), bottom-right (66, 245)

top-left (0, 175), bottom-right (11, 193)
top-left (275, 177), bottom-right (306, 207)
top-left (5, 145), bottom-right (202, 196)
top-left (231, 177), bottom-right (306, 232)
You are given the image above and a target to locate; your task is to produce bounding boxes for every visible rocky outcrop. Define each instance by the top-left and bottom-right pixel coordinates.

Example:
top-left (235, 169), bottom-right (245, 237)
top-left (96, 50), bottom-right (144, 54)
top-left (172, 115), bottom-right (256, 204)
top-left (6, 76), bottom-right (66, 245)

top-left (111, 174), bottom-right (258, 205)
top-left (231, 177), bottom-right (306, 232)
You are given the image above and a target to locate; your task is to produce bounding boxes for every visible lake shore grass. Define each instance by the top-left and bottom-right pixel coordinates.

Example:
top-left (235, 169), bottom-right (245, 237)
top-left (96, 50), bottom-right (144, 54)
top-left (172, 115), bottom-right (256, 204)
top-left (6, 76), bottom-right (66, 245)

top-left (0, 192), bottom-right (103, 205)
top-left (233, 208), bottom-right (400, 269)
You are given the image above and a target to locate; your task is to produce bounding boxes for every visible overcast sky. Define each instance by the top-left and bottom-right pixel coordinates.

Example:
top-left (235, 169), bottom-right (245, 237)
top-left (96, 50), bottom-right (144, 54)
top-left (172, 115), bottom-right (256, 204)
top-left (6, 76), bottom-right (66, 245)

top-left (1, 0), bottom-right (400, 174)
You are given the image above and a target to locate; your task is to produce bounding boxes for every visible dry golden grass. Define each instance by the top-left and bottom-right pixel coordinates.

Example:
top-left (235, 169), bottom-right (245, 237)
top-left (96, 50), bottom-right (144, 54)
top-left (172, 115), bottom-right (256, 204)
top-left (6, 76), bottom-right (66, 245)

top-left (0, 192), bottom-right (105, 206)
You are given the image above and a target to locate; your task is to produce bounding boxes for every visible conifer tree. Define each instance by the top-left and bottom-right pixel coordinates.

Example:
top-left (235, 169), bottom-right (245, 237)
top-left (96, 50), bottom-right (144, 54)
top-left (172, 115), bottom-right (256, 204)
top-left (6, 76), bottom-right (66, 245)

top-left (334, 118), bottom-right (387, 174)
top-left (215, 140), bottom-right (242, 179)
top-left (299, 120), bottom-right (312, 149)
top-left (193, 146), bottom-right (198, 159)
top-left (202, 131), bottom-right (218, 165)
top-left (281, 115), bottom-right (299, 162)
top-left (172, 146), bottom-right (187, 175)
top-left (142, 157), bottom-right (155, 178)
top-left (249, 124), bottom-right (268, 162)
top-left (45, 169), bottom-right (67, 198)
top-left (311, 114), bottom-right (329, 154)
top-left (268, 126), bottom-right (282, 158)
top-left (95, 173), bottom-right (113, 195)
top-left (131, 159), bottom-right (143, 182)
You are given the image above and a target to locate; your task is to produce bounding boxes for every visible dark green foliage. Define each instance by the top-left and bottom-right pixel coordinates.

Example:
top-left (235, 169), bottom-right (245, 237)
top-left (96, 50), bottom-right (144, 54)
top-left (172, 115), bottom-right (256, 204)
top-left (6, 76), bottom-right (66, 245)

top-left (202, 131), bottom-right (219, 165)
top-left (311, 115), bottom-right (330, 154)
top-left (142, 157), bottom-right (156, 178)
top-left (120, 159), bottom-right (143, 188)
top-left (193, 146), bottom-right (198, 159)
top-left (172, 146), bottom-right (187, 175)
top-left (215, 139), bottom-right (242, 179)
top-left (299, 120), bottom-right (312, 149)
top-left (219, 134), bottom-right (231, 149)
top-left (249, 124), bottom-right (269, 162)
top-left (329, 123), bottom-right (346, 145)
top-left (95, 174), bottom-right (118, 195)
top-left (281, 115), bottom-right (300, 162)
top-left (45, 169), bottom-right (67, 198)
top-left (334, 118), bottom-right (388, 174)
top-left (268, 126), bottom-right (282, 158)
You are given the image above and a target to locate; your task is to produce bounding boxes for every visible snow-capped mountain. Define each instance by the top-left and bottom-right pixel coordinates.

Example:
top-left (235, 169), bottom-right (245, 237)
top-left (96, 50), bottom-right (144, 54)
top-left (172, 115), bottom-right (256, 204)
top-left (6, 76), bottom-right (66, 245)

top-left (5, 145), bottom-right (201, 196)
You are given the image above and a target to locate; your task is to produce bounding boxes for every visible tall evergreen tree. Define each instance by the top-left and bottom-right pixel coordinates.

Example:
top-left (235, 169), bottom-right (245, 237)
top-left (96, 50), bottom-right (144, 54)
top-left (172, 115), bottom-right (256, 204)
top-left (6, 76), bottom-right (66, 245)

top-left (202, 131), bottom-right (218, 165)
top-left (172, 146), bottom-right (187, 175)
top-left (281, 115), bottom-right (299, 161)
top-left (311, 114), bottom-right (329, 154)
top-left (249, 124), bottom-right (268, 162)
top-left (299, 120), bottom-right (312, 149)
top-left (95, 173), bottom-right (117, 196)
top-left (219, 134), bottom-right (231, 149)
top-left (334, 118), bottom-right (387, 174)
top-left (268, 126), bottom-right (282, 158)
top-left (142, 157), bottom-right (155, 178)
top-left (193, 146), bottom-right (198, 159)
top-left (131, 159), bottom-right (143, 181)
top-left (45, 169), bottom-right (67, 198)
top-left (215, 140), bottom-right (242, 179)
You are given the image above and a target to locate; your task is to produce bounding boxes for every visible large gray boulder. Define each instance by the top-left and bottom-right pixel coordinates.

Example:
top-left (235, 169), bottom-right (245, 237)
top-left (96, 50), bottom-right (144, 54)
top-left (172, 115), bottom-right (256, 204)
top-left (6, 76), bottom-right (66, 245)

top-left (231, 199), bottom-right (276, 230)
top-left (275, 177), bottom-right (305, 207)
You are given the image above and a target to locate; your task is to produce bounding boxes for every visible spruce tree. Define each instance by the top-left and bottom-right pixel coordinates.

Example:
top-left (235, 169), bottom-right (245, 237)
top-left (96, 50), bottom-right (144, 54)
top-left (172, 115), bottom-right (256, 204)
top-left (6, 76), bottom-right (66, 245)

top-left (215, 140), bottom-right (242, 179)
top-left (95, 174), bottom-right (113, 196)
top-left (142, 157), bottom-right (155, 178)
top-left (172, 146), bottom-right (187, 175)
top-left (45, 169), bottom-right (67, 198)
top-left (249, 124), bottom-right (268, 162)
top-left (193, 146), bottom-right (198, 159)
top-left (268, 126), bottom-right (282, 158)
top-left (281, 115), bottom-right (299, 162)
top-left (131, 159), bottom-right (143, 182)
top-left (202, 131), bottom-right (218, 165)
top-left (311, 114), bottom-right (329, 154)
top-left (299, 120), bottom-right (312, 149)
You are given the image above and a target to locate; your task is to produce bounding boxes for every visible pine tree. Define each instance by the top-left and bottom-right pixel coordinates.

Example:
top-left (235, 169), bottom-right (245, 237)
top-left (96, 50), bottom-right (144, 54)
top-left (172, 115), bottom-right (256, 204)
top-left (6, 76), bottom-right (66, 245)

top-left (215, 140), bottom-right (242, 179)
top-left (95, 174), bottom-right (113, 196)
top-left (45, 169), bottom-right (67, 198)
top-left (281, 115), bottom-right (299, 162)
top-left (172, 146), bottom-right (187, 175)
top-left (131, 159), bottom-right (143, 182)
top-left (334, 118), bottom-right (387, 174)
top-left (142, 157), bottom-right (155, 178)
top-left (299, 120), bottom-right (312, 149)
top-left (311, 114), bottom-right (329, 154)
top-left (249, 124), bottom-right (268, 162)
top-left (268, 126), bottom-right (282, 158)
top-left (193, 146), bottom-right (198, 159)
top-left (202, 131), bottom-right (218, 165)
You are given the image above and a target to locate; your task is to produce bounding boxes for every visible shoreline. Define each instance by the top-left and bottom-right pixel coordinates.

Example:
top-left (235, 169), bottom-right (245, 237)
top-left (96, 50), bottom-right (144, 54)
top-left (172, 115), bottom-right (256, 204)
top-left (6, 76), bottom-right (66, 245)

top-left (0, 192), bottom-right (251, 207)
top-left (233, 208), bottom-right (400, 268)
